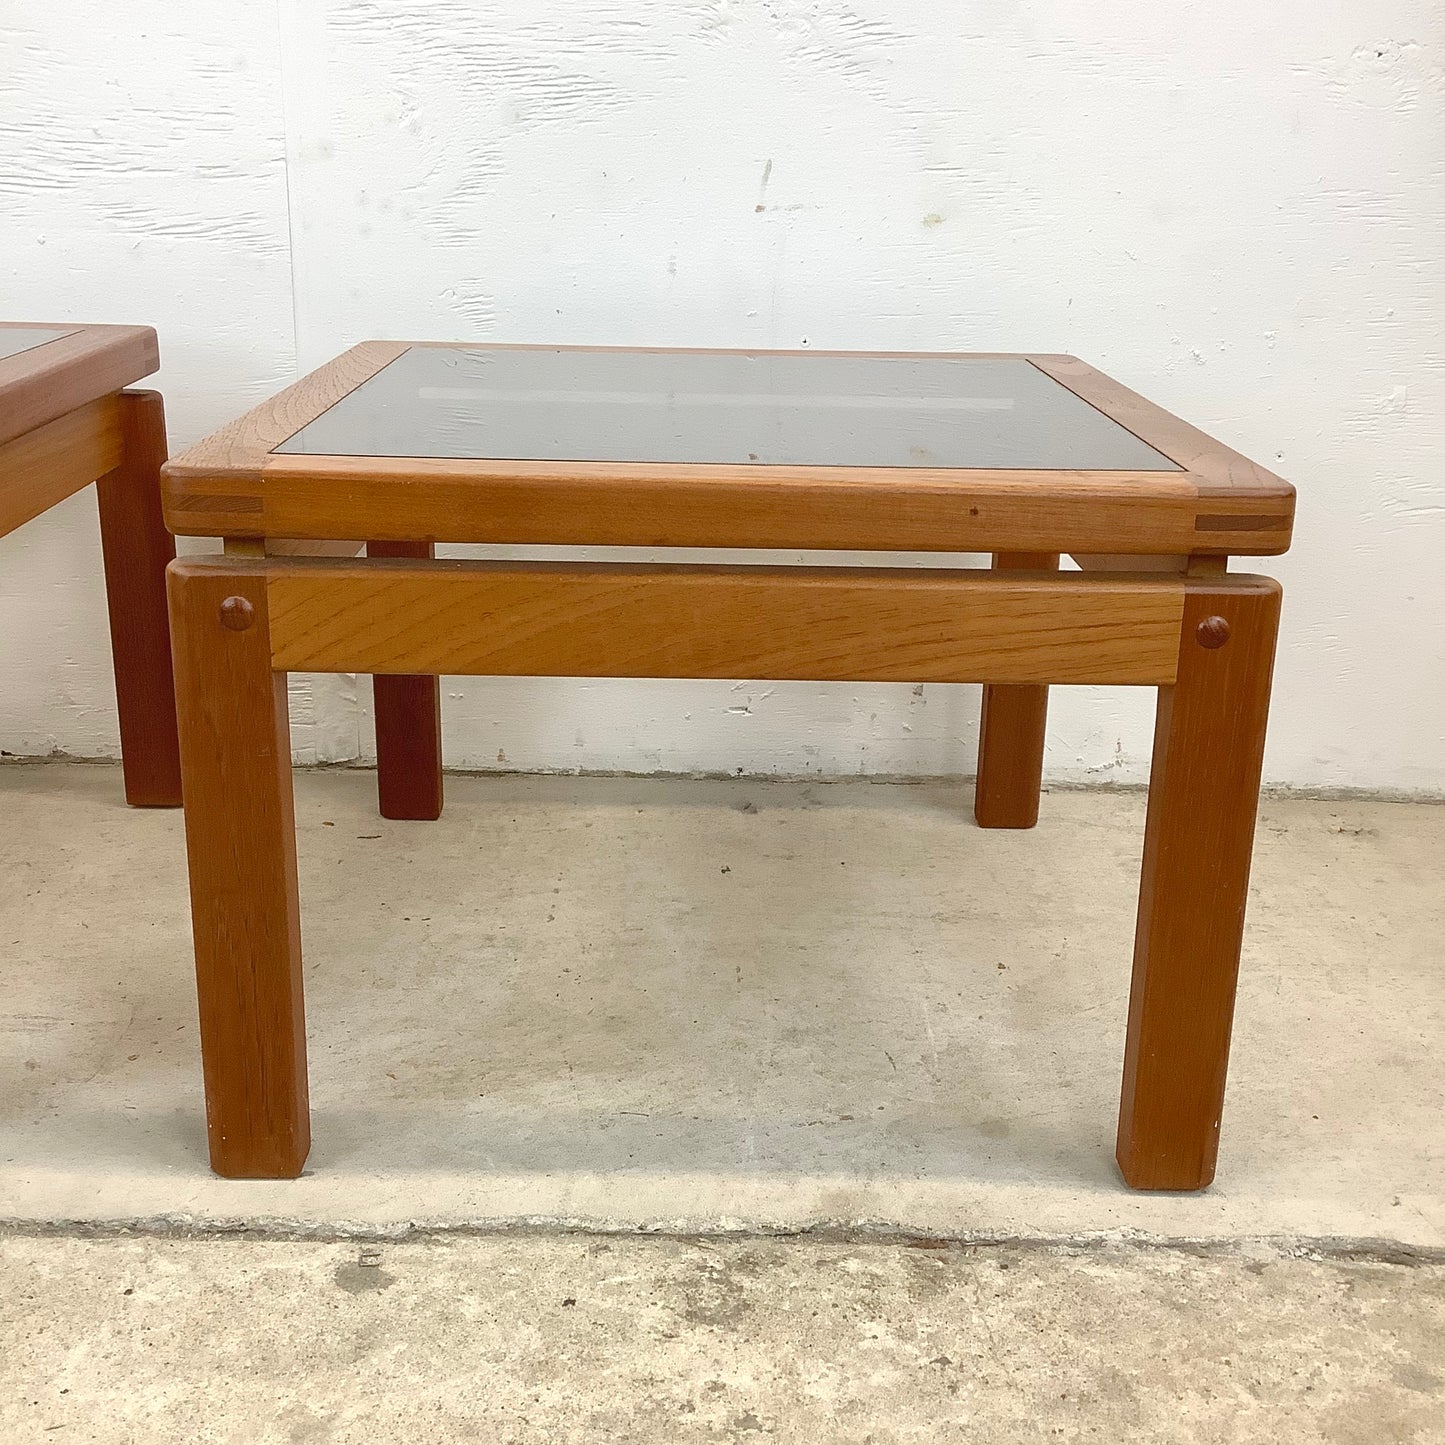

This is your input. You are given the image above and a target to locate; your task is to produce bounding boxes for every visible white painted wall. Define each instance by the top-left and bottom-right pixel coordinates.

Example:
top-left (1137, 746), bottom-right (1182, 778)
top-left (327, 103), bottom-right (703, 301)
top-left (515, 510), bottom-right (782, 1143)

top-left (4, 3), bottom-right (1442, 790)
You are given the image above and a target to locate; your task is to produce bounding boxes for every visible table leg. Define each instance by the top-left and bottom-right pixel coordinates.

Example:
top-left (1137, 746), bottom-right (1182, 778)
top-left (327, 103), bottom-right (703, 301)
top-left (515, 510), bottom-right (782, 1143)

top-left (168, 563), bottom-right (309, 1178)
top-left (367, 541), bottom-right (443, 820)
top-left (974, 552), bottom-right (1059, 828)
top-left (94, 390), bottom-right (181, 807)
top-left (1117, 580), bottom-right (1281, 1189)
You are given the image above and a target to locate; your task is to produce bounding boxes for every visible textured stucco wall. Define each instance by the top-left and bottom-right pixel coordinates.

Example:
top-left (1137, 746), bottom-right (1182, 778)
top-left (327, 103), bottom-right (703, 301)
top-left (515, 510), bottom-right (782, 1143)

top-left (3, 3), bottom-right (1442, 789)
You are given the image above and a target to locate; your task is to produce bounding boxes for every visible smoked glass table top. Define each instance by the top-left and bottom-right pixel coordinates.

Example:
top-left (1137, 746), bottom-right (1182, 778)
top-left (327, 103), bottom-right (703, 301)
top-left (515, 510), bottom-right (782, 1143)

top-left (274, 347), bottom-right (1181, 472)
top-left (0, 327), bottom-right (77, 363)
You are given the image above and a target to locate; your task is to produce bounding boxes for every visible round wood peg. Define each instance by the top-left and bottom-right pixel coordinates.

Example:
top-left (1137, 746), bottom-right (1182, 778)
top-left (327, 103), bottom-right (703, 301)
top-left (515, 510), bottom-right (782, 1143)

top-left (1196, 615), bottom-right (1231, 649)
top-left (219, 596), bottom-right (256, 632)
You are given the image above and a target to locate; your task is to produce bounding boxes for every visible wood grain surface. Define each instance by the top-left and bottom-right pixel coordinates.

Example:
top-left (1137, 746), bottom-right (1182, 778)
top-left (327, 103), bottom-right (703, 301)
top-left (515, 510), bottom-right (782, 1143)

top-left (1116, 577), bottom-right (1282, 1190)
top-left (244, 558), bottom-right (1188, 685)
top-left (167, 562), bottom-right (309, 1178)
top-left (0, 395), bottom-right (124, 537)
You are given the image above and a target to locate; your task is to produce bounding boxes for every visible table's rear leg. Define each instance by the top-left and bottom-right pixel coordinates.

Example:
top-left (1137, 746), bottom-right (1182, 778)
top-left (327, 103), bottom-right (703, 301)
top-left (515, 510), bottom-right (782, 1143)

top-left (168, 563), bottom-right (309, 1178)
top-left (95, 389), bottom-right (182, 807)
top-left (1117, 580), bottom-right (1281, 1189)
top-left (974, 552), bottom-right (1059, 828)
top-left (367, 541), bottom-right (443, 820)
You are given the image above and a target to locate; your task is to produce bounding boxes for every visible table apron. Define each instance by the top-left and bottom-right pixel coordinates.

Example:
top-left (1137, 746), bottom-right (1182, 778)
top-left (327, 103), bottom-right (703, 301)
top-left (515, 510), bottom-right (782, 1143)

top-left (0, 395), bottom-right (125, 538)
top-left (195, 559), bottom-right (1201, 687)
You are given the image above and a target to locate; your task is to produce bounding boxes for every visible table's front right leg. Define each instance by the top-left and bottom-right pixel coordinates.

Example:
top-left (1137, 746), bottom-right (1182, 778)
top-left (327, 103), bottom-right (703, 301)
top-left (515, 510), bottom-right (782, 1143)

top-left (167, 561), bottom-right (310, 1178)
top-left (1117, 578), bottom-right (1281, 1189)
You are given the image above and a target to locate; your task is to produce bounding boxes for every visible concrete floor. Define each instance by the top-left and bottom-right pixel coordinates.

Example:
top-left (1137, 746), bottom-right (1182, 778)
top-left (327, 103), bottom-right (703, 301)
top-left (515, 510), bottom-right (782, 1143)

top-left (2, 1233), bottom-right (1442, 1444)
top-left (2, 762), bottom-right (1441, 1242)
top-left (2, 762), bottom-right (1443, 1438)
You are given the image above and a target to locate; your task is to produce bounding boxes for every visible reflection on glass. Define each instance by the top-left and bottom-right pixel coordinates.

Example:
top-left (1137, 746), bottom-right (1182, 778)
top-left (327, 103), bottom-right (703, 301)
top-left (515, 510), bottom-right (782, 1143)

top-left (0, 327), bottom-right (77, 363)
top-left (275, 347), bottom-right (1179, 471)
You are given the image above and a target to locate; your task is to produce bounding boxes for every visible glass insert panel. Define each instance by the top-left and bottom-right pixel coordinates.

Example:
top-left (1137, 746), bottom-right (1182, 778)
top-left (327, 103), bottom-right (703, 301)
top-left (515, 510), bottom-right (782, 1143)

top-left (0, 327), bottom-right (77, 363)
top-left (275, 347), bottom-right (1179, 471)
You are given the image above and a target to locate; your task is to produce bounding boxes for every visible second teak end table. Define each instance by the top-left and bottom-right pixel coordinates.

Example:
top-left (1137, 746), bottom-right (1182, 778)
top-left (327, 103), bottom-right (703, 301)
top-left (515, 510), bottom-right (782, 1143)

top-left (1, 323), bottom-right (180, 807)
top-left (161, 344), bottom-right (1294, 1190)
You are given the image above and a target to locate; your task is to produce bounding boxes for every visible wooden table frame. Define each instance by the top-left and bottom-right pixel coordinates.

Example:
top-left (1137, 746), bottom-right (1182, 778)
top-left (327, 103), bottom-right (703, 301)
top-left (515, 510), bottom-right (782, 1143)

top-left (1, 323), bottom-right (180, 806)
top-left (167, 554), bottom-right (1279, 1191)
top-left (161, 345), bottom-right (1293, 1190)
top-left (164, 344), bottom-right (1294, 557)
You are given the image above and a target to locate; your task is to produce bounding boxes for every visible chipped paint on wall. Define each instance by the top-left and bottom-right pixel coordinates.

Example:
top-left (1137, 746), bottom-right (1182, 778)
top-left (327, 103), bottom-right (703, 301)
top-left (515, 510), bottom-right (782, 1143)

top-left (3, 2), bottom-right (1443, 788)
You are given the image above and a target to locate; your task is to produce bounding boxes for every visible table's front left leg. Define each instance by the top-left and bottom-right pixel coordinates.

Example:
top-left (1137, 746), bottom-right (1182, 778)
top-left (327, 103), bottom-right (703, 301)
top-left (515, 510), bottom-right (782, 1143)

top-left (95, 389), bottom-right (182, 806)
top-left (167, 561), bottom-right (309, 1178)
top-left (1117, 578), bottom-right (1281, 1190)
top-left (367, 541), bottom-right (443, 821)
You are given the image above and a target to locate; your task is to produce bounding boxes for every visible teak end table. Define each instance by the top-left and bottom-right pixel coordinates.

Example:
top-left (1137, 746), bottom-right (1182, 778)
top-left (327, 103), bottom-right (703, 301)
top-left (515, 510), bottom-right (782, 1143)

top-left (160, 344), bottom-right (1294, 1189)
top-left (1, 323), bottom-right (180, 806)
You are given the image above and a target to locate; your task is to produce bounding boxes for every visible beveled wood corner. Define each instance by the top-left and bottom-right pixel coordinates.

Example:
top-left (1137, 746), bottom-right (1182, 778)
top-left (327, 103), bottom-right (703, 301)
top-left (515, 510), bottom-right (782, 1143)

top-left (0, 322), bottom-right (158, 447)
